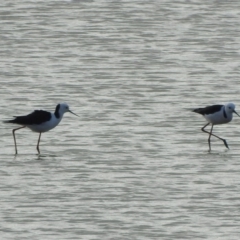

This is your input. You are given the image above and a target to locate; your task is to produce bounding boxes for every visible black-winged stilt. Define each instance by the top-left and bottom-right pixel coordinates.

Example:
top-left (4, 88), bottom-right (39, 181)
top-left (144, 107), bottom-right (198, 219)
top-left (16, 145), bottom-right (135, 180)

top-left (4, 103), bottom-right (78, 154)
top-left (193, 103), bottom-right (239, 151)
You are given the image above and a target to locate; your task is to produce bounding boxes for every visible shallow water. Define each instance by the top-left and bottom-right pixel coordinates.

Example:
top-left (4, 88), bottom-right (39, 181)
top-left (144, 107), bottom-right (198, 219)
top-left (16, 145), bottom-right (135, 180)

top-left (1, 1), bottom-right (240, 239)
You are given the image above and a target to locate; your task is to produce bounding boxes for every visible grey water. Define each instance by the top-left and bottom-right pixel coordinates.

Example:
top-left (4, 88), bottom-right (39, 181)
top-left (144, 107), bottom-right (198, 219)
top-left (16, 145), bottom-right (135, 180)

top-left (1, 1), bottom-right (240, 239)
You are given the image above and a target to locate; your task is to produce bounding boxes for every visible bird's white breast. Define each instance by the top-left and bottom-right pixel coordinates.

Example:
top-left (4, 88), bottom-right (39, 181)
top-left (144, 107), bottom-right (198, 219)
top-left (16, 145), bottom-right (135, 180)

top-left (26, 114), bottom-right (62, 133)
top-left (204, 110), bottom-right (232, 125)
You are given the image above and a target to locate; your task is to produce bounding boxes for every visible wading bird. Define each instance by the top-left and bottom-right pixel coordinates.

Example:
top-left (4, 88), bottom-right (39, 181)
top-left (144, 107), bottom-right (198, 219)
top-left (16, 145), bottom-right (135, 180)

top-left (4, 103), bottom-right (78, 154)
top-left (193, 103), bottom-right (239, 151)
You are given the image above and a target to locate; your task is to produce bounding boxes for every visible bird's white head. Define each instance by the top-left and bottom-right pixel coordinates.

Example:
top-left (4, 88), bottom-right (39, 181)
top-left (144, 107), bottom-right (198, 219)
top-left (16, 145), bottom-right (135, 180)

top-left (55, 103), bottom-right (78, 118)
top-left (225, 103), bottom-right (240, 117)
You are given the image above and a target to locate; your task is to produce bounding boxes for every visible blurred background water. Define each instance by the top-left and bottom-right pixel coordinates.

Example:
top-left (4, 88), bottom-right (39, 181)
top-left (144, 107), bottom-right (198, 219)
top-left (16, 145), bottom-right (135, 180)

top-left (1, 1), bottom-right (240, 239)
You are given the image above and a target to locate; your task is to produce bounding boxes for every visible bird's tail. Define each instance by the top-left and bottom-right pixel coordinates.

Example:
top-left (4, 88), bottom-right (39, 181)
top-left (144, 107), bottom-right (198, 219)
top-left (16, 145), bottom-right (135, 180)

top-left (192, 108), bottom-right (203, 114)
top-left (3, 119), bottom-right (15, 123)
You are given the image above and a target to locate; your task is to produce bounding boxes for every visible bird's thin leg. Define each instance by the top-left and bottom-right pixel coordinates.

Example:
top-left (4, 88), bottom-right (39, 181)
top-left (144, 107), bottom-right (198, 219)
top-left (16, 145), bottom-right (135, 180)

top-left (201, 123), bottom-right (229, 149)
top-left (36, 133), bottom-right (42, 154)
top-left (201, 123), bottom-right (211, 151)
top-left (12, 126), bottom-right (26, 154)
top-left (208, 124), bottom-right (214, 151)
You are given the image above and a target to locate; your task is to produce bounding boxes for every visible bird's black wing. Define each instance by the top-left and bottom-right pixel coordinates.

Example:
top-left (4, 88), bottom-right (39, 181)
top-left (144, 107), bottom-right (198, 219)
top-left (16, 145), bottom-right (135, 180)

top-left (193, 105), bottom-right (223, 115)
top-left (4, 110), bottom-right (51, 125)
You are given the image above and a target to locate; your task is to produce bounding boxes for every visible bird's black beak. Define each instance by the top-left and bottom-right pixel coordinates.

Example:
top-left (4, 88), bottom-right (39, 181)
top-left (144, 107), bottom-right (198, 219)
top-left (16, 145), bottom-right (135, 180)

top-left (68, 110), bottom-right (79, 117)
top-left (233, 110), bottom-right (240, 117)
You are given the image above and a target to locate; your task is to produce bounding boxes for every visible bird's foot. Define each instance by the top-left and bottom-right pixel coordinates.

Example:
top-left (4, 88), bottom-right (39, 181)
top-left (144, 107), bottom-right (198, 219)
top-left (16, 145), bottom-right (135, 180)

top-left (223, 139), bottom-right (229, 149)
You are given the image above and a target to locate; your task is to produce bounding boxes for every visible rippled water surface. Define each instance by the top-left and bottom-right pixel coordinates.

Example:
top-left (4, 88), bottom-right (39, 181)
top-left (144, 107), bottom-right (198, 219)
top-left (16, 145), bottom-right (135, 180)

top-left (1, 1), bottom-right (240, 239)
